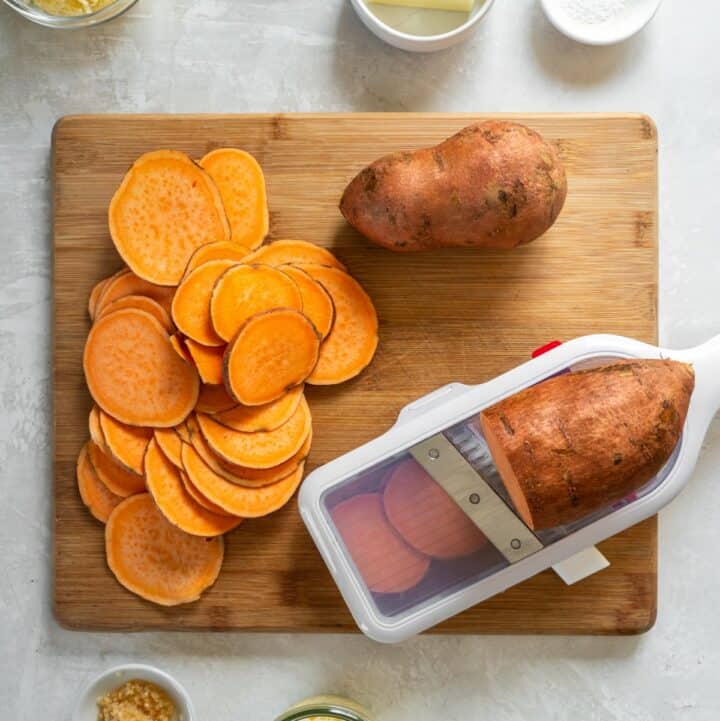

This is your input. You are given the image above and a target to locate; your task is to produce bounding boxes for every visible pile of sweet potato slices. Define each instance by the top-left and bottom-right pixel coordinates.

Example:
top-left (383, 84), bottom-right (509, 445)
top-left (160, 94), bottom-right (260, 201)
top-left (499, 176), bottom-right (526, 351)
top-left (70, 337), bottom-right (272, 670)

top-left (77, 148), bottom-right (378, 606)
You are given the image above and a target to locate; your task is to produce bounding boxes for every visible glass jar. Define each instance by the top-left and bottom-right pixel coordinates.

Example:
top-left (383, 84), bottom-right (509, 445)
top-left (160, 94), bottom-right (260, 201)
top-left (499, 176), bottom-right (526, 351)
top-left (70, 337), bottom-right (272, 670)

top-left (1, 0), bottom-right (139, 29)
top-left (275, 695), bottom-right (372, 721)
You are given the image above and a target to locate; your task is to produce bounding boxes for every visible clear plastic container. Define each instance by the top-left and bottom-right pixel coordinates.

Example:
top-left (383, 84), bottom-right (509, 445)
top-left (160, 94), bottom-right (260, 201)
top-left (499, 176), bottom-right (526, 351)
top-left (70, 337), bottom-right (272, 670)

top-left (275, 695), bottom-right (372, 721)
top-left (2, 0), bottom-right (138, 28)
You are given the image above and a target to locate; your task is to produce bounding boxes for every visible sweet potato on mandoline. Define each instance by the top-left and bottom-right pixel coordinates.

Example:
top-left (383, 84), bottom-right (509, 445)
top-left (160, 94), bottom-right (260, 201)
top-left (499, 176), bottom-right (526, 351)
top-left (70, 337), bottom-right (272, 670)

top-left (215, 385), bottom-right (304, 433)
top-left (183, 241), bottom-right (251, 277)
top-left (296, 264), bottom-right (378, 385)
top-left (331, 493), bottom-right (430, 595)
top-left (182, 443), bottom-right (305, 518)
top-left (84, 308), bottom-right (200, 428)
top-left (196, 397), bottom-right (312, 469)
top-left (185, 339), bottom-right (225, 386)
top-left (279, 265), bottom-right (335, 340)
top-left (247, 240), bottom-right (346, 271)
top-left (99, 411), bottom-right (153, 476)
top-left (200, 148), bottom-right (269, 250)
top-left (383, 458), bottom-right (487, 560)
top-left (180, 470), bottom-right (234, 517)
top-left (94, 269), bottom-right (175, 317)
top-left (195, 384), bottom-right (238, 414)
top-left (109, 150), bottom-right (231, 286)
top-left (172, 259), bottom-right (236, 346)
top-left (479, 359), bottom-right (695, 531)
top-left (105, 493), bottom-right (225, 606)
top-left (77, 442), bottom-right (124, 523)
top-left (188, 415), bottom-right (311, 487)
top-left (88, 440), bottom-right (146, 497)
top-left (224, 309), bottom-right (320, 406)
top-left (210, 264), bottom-right (302, 342)
top-left (145, 438), bottom-right (242, 537)
top-left (97, 294), bottom-right (174, 333)
top-left (340, 120), bottom-right (567, 252)
top-left (154, 428), bottom-right (184, 468)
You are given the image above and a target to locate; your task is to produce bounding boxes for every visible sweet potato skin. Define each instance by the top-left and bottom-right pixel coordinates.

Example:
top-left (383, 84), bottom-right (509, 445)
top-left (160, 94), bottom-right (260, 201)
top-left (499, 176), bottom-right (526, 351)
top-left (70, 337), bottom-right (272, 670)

top-left (340, 121), bottom-right (567, 252)
top-left (479, 359), bottom-right (695, 531)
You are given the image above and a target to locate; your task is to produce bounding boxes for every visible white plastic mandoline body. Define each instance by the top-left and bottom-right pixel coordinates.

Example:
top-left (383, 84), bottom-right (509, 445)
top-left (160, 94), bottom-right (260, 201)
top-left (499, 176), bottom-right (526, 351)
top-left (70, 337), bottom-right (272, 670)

top-left (299, 334), bottom-right (720, 643)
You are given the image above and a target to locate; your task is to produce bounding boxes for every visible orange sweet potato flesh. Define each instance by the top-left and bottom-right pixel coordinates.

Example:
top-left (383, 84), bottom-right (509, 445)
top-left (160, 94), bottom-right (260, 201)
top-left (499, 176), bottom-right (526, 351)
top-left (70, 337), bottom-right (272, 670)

top-left (182, 443), bottom-right (305, 518)
top-left (169, 334), bottom-right (193, 364)
top-left (109, 150), bottom-right (230, 286)
top-left (479, 359), bottom-right (695, 531)
top-left (224, 309), bottom-right (320, 406)
top-left (88, 405), bottom-right (106, 449)
top-left (340, 120), bottom-right (567, 252)
top-left (247, 240), bottom-right (346, 271)
top-left (195, 384), bottom-right (238, 414)
top-left (77, 442), bottom-right (123, 523)
top-left (97, 294), bottom-right (174, 333)
top-left (105, 493), bottom-right (224, 606)
top-left (280, 266), bottom-right (335, 340)
top-left (196, 397), bottom-right (311, 469)
top-left (154, 428), bottom-right (184, 468)
top-left (88, 440), bottom-right (146, 497)
top-left (383, 458), bottom-right (487, 560)
top-left (99, 411), bottom-right (153, 476)
top-left (145, 438), bottom-right (242, 537)
top-left (331, 493), bottom-right (430, 595)
top-left (210, 264), bottom-right (302, 342)
top-left (175, 422), bottom-right (192, 444)
top-left (188, 415), bottom-right (311, 487)
top-left (94, 269), bottom-right (175, 317)
top-left (215, 385), bottom-right (304, 433)
top-left (172, 259), bottom-right (236, 346)
top-left (296, 264), bottom-right (378, 385)
top-left (185, 339), bottom-right (225, 386)
top-left (84, 308), bottom-right (200, 428)
top-left (199, 148), bottom-right (269, 250)
top-left (180, 470), bottom-right (234, 517)
top-left (88, 269), bottom-right (128, 320)
top-left (184, 241), bottom-right (251, 277)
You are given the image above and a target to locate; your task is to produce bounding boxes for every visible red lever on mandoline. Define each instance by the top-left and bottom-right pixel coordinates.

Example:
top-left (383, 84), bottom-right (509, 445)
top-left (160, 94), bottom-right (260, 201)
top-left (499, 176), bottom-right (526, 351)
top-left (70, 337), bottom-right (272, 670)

top-left (531, 340), bottom-right (562, 358)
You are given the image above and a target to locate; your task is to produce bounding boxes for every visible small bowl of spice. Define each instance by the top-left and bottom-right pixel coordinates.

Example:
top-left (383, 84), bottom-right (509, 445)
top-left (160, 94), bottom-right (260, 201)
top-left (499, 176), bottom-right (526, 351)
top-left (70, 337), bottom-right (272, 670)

top-left (540, 0), bottom-right (663, 46)
top-left (1, 0), bottom-right (138, 28)
top-left (72, 664), bottom-right (195, 721)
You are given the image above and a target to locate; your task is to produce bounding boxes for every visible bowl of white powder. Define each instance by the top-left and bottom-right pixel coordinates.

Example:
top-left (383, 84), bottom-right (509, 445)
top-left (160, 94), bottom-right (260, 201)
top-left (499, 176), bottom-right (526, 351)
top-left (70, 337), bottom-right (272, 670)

top-left (540, 0), bottom-right (663, 45)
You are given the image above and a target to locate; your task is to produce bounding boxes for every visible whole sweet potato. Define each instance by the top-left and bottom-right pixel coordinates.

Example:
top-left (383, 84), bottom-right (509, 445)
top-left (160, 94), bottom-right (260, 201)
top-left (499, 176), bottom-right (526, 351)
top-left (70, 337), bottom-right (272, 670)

top-left (340, 121), bottom-right (567, 252)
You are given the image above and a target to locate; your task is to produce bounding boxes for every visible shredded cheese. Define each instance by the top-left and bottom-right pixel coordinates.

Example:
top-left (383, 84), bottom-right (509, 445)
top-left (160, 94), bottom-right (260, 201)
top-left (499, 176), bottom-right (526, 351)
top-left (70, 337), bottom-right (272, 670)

top-left (32, 0), bottom-right (117, 16)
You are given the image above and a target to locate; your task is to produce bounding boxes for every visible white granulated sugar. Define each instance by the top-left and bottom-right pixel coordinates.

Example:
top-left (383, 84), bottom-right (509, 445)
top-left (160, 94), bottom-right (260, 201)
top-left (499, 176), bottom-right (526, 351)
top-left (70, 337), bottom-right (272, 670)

top-left (561, 0), bottom-right (628, 24)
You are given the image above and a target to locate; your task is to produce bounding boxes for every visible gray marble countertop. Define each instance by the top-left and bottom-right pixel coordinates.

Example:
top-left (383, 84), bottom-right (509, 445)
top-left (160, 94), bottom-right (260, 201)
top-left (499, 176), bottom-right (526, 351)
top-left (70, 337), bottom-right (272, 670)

top-left (1, 1), bottom-right (719, 719)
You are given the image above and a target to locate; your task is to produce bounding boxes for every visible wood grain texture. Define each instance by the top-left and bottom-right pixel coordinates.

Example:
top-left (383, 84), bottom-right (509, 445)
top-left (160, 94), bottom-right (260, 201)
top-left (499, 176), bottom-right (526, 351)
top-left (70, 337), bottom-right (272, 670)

top-left (53, 113), bottom-right (658, 633)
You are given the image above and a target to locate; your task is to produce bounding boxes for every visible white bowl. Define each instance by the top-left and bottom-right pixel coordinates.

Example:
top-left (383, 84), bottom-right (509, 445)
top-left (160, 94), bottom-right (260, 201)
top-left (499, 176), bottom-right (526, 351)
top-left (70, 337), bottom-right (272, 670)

top-left (72, 664), bottom-right (196, 721)
top-left (349, 0), bottom-right (496, 53)
top-left (540, 0), bottom-right (663, 46)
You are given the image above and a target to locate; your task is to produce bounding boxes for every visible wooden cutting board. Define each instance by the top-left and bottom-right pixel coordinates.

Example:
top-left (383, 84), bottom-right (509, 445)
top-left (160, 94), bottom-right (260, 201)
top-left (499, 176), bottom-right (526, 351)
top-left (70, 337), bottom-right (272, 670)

top-left (53, 113), bottom-right (658, 633)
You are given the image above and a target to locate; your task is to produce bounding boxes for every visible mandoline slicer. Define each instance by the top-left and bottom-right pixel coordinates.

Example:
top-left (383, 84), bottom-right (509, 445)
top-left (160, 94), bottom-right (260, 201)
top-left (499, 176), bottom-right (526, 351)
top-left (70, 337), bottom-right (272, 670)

top-left (298, 334), bottom-right (720, 643)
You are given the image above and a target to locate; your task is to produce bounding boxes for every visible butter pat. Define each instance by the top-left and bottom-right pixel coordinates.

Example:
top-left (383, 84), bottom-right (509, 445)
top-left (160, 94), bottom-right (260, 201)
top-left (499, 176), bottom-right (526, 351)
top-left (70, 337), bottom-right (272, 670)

top-left (370, 0), bottom-right (474, 12)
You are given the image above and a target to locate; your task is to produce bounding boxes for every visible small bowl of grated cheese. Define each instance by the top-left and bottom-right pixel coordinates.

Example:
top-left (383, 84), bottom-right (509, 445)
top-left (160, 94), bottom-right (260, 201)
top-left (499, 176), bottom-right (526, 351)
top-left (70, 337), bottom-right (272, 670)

top-left (540, 0), bottom-right (663, 45)
top-left (2, 0), bottom-right (138, 28)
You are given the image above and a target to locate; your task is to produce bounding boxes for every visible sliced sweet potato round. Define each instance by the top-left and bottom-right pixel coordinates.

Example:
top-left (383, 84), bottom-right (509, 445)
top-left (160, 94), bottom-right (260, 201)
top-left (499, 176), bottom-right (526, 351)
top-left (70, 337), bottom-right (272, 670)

top-left (184, 240), bottom-right (251, 277)
top-left (105, 493), bottom-right (225, 606)
top-left (383, 458), bottom-right (488, 560)
top-left (195, 383), bottom-right (238, 414)
top-left (87, 440), bottom-right (146, 497)
top-left (97, 294), bottom-right (173, 333)
top-left (169, 333), bottom-right (193, 363)
top-left (180, 470), bottom-right (235, 517)
top-left (185, 339), bottom-right (225, 385)
top-left (88, 405), bottom-right (106, 449)
top-left (94, 269), bottom-right (175, 317)
top-left (175, 421), bottom-right (192, 444)
top-left (297, 264), bottom-right (378, 385)
top-left (331, 493), bottom-right (430, 595)
top-left (154, 428), bottom-right (183, 468)
top-left (99, 411), bottom-right (153, 476)
top-left (172, 259), bottom-right (236, 346)
top-left (196, 397), bottom-right (311, 468)
top-left (215, 385), bottom-right (304, 433)
top-left (188, 415), bottom-right (311, 487)
top-left (109, 150), bottom-right (231, 286)
top-left (247, 240), bottom-right (346, 271)
top-left (84, 308), bottom-right (200, 428)
top-left (77, 442), bottom-right (124, 523)
top-left (279, 265), bottom-right (335, 340)
top-left (199, 148), bottom-right (269, 250)
top-left (145, 438), bottom-right (242, 537)
top-left (224, 309), bottom-right (320, 406)
top-left (182, 443), bottom-right (305, 518)
top-left (89, 268), bottom-right (128, 320)
top-left (210, 264), bottom-right (302, 342)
